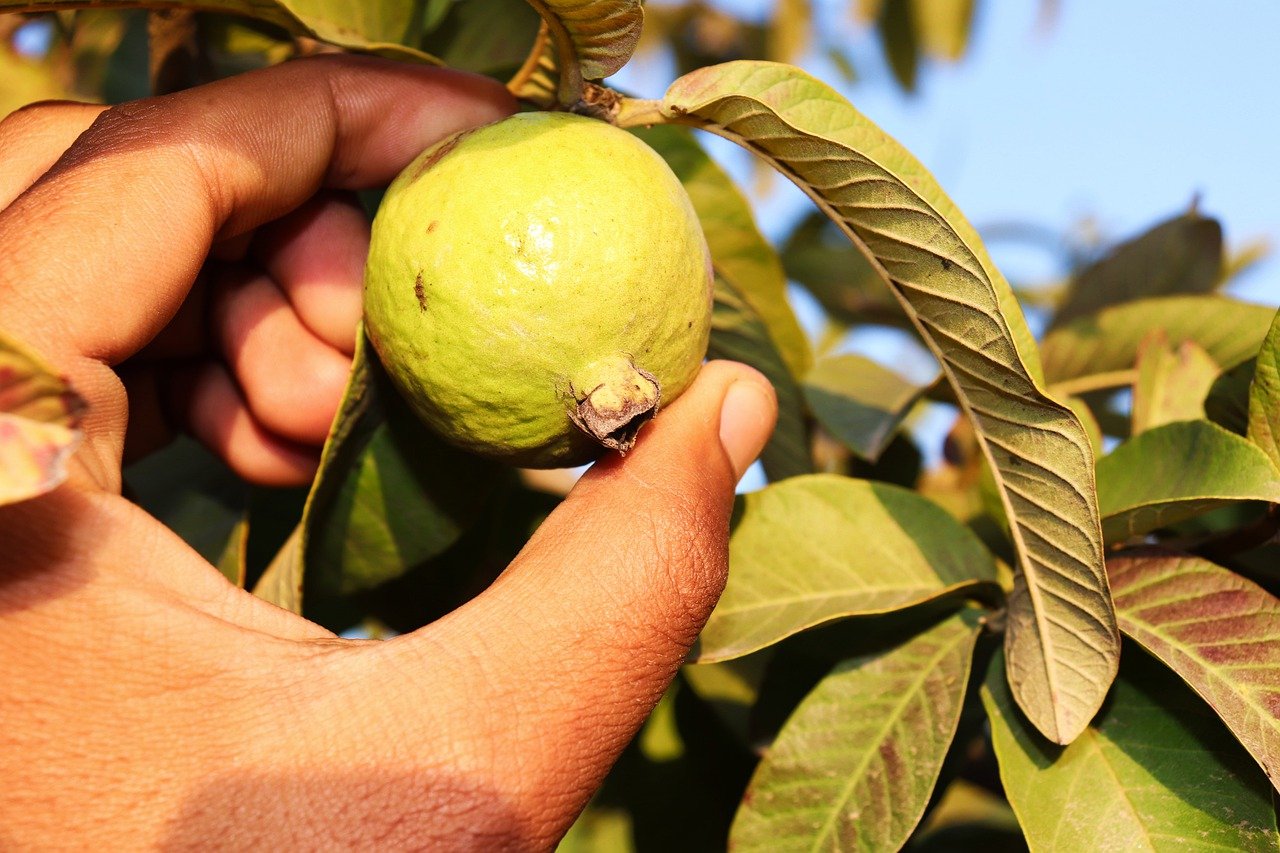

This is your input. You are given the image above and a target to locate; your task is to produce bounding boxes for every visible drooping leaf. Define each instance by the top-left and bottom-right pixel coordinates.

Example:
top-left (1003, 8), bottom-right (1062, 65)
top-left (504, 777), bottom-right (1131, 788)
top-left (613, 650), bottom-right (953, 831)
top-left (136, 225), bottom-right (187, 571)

top-left (656, 61), bottom-right (1117, 743)
top-left (520, 0), bottom-right (641, 101)
top-left (766, 0), bottom-right (809, 65)
top-left (2, 0), bottom-right (439, 61)
top-left (1247, 308), bottom-right (1280, 471)
top-left (1042, 295), bottom-right (1275, 394)
top-left (982, 648), bottom-right (1278, 852)
top-left (1050, 211), bottom-right (1223, 330)
top-left (1130, 333), bottom-right (1220, 434)
top-left (0, 329), bottom-right (85, 507)
top-left (301, 328), bottom-right (508, 596)
top-left (695, 474), bottom-right (999, 662)
top-left (1110, 552), bottom-right (1280, 789)
top-left (709, 277), bottom-right (813, 481)
top-left (634, 124), bottom-right (810, 378)
top-left (1096, 420), bottom-right (1280, 541)
top-left (731, 610), bottom-right (982, 851)
top-left (802, 353), bottom-right (932, 461)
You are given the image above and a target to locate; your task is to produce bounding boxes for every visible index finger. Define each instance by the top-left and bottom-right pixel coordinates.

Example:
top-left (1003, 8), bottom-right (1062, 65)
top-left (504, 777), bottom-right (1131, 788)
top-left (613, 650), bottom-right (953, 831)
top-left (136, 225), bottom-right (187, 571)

top-left (0, 55), bottom-right (515, 366)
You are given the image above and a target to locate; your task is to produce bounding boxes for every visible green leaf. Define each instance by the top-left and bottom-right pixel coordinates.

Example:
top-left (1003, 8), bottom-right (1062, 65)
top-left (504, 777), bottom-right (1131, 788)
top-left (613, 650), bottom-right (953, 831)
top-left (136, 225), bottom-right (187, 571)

top-left (695, 474), bottom-right (999, 662)
top-left (634, 124), bottom-right (811, 379)
top-left (215, 516), bottom-right (248, 587)
top-left (709, 277), bottom-right (813, 481)
top-left (656, 60), bottom-right (1118, 743)
top-left (301, 329), bottom-right (508, 596)
top-left (1205, 358), bottom-right (1255, 435)
top-left (0, 329), bottom-right (85, 507)
top-left (1130, 333), bottom-right (1220, 435)
top-left (1110, 552), bottom-right (1280, 789)
top-left (1096, 420), bottom-right (1280, 541)
top-left (2, 0), bottom-right (439, 61)
top-left (982, 647), bottom-right (1278, 852)
top-left (425, 0), bottom-right (541, 76)
top-left (802, 353), bottom-right (932, 461)
top-left (877, 0), bottom-right (919, 92)
top-left (731, 610), bottom-right (982, 852)
top-left (781, 212), bottom-right (905, 329)
top-left (1042, 295), bottom-right (1276, 394)
top-left (1050, 211), bottom-right (1223, 330)
top-left (253, 525), bottom-right (302, 614)
top-left (1247, 308), bottom-right (1280, 471)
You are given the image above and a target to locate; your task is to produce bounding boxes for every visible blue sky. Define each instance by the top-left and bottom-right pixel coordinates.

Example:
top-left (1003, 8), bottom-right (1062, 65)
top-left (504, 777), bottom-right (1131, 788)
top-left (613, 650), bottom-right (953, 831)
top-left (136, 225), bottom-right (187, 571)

top-left (618, 1), bottom-right (1280, 304)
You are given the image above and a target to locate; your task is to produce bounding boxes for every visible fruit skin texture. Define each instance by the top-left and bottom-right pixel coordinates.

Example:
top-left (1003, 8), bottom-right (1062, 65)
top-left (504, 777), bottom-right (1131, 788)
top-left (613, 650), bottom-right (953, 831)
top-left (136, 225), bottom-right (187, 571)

top-left (363, 111), bottom-right (713, 468)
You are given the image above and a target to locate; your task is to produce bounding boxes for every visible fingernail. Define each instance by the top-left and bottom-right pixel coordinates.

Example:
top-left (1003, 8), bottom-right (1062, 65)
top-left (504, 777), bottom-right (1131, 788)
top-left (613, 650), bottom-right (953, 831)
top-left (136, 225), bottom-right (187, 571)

top-left (718, 380), bottom-right (775, 482)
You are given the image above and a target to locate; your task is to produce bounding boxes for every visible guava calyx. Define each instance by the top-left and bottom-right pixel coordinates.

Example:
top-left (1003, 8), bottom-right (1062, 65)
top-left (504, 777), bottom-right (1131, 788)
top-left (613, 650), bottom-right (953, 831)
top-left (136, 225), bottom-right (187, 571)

top-left (569, 357), bottom-right (661, 454)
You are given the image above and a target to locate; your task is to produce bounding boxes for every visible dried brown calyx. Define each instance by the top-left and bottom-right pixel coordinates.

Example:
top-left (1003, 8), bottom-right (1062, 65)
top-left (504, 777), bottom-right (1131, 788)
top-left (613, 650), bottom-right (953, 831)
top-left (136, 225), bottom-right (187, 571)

top-left (568, 358), bottom-right (661, 453)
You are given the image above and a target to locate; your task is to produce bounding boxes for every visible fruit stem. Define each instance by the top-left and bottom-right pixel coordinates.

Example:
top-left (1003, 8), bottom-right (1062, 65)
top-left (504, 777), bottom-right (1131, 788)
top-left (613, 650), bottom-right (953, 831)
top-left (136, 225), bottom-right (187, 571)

top-left (614, 98), bottom-right (669, 128)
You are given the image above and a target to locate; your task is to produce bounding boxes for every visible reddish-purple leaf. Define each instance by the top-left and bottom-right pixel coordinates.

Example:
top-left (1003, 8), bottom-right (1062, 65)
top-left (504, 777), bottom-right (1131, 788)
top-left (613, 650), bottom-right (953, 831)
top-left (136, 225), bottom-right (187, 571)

top-left (1110, 551), bottom-right (1280, 788)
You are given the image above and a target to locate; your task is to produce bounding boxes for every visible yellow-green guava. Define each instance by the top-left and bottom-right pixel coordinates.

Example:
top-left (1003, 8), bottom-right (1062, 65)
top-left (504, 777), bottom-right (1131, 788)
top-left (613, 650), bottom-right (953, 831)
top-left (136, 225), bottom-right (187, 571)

top-left (363, 111), bottom-right (713, 468)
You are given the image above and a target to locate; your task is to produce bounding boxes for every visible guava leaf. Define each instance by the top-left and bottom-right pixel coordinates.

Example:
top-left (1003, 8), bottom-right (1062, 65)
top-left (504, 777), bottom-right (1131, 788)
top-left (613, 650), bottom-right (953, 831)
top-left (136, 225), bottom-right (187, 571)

top-left (1050, 211), bottom-right (1223, 330)
top-left (2, 1), bottom-right (441, 62)
top-left (215, 516), bottom-right (249, 588)
top-left (1095, 420), bottom-right (1280, 542)
top-left (0, 329), bottom-right (85, 507)
top-left (658, 60), bottom-right (1116, 743)
top-left (425, 0), bottom-right (541, 76)
top-left (1205, 358), bottom-right (1256, 435)
top-left (521, 0), bottom-right (641, 89)
top-left (299, 327), bottom-right (509, 597)
top-left (781, 211), bottom-right (906, 329)
top-left (802, 353), bottom-right (933, 462)
top-left (507, 20), bottom-right (559, 107)
top-left (1247, 308), bottom-right (1280, 471)
top-left (731, 609), bottom-right (982, 852)
top-left (709, 276), bottom-right (813, 482)
top-left (253, 525), bottom-right (302, 613)
top-left (1042, 295), bottom-right (1275, 395)
top-left (982, 647), bottom-right (1279, 852)
top-left (635, 124), bottom-right (811, 379)
top-left (1110, 552), bottom-right (1280, 790)
top-left (695, 474), bottom-right (999, 662)
top-left (1130, 333), bottom-right (1220, 435)
top-left (911, 0), bottom-right (975, 61)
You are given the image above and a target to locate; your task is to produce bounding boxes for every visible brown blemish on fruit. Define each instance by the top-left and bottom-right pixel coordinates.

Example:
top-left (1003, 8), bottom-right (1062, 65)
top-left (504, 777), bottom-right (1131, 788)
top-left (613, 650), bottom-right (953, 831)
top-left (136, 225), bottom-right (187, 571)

top-left (414, 273), bottom-right (427, 312)
top-left (410, 128), bottom-right (475, 181)
top-left (427, 221), bottom-right (438, 234)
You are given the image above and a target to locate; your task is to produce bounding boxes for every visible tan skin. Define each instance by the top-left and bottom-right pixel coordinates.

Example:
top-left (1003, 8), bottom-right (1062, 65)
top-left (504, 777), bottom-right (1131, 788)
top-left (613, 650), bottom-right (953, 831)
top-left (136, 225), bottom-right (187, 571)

top-left (0, 56), bottom-right (777, 849)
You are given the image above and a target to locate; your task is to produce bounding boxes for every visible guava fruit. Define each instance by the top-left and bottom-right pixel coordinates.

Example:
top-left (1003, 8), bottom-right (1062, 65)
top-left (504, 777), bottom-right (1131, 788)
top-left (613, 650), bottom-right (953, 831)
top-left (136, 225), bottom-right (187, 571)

top-left (363, 111), bottom-right (713, 468)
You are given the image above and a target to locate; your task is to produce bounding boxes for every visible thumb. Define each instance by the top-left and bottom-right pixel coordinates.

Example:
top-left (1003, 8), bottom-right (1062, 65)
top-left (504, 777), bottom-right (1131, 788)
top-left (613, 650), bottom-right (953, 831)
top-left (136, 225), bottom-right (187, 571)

top-left (391, 360), bottom-right (775, 835)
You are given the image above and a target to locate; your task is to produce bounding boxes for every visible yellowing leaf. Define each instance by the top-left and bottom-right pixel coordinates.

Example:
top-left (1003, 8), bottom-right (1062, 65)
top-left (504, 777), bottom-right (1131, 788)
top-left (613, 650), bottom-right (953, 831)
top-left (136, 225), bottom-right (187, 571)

top-left (731, 610), bottom-right (982, 851)
top-left (1130, 333), bottom-right (1220, 434)
top-left (696, 474), bottom-right (998, 662)
top-left (0, 329), bottom-right (84, 507)
top-left (656, 61), bottom-right (1116, 744)
top-left (2, 0), bottom-right (440, 61)
top-left (1042, 295), bottom-right (1275, 395)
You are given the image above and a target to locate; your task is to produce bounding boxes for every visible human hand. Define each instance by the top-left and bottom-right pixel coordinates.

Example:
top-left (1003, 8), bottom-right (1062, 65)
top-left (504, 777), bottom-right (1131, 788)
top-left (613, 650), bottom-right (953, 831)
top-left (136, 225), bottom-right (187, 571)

top-left (0, 55), bottom-right (777, 849)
